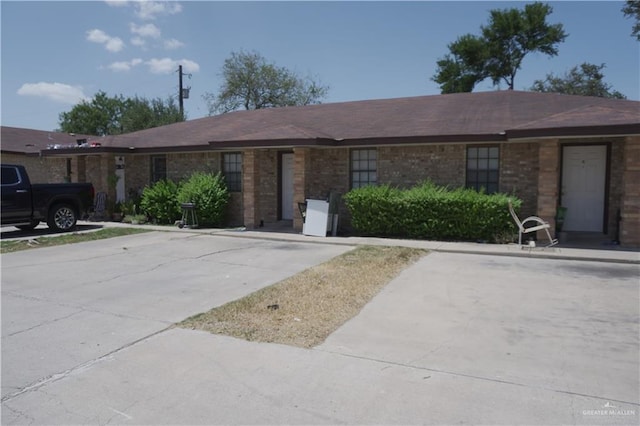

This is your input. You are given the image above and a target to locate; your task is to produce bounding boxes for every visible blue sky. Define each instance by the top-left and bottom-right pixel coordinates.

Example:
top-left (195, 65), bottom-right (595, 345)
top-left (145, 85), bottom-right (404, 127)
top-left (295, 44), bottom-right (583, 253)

top-left (1, 1), bottom-right (638, 132)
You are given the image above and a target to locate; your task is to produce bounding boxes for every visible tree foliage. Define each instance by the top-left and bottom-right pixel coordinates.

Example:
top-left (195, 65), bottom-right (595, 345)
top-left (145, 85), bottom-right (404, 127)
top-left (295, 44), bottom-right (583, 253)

top-left (530, 63), bottom-right (626, 99)
top-left (204, 50), bottom-right (329, 115)
top-left (59, 91), bottom-right (184, 136)
top-left (622, 0), bottom-right (640, 41)
top-left (432, 2), bottom-right (567, 93)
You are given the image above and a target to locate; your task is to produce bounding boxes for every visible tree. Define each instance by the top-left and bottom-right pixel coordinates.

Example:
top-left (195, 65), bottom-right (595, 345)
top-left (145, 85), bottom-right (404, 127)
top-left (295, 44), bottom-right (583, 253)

top-left (59, 92), bottom-right (184, 136)
top-left (530, 63), bottom-right (627, 99)
top-left (204, 50), bottom-right (329, 115)
top-left (432, 35), bottom-right (489, 93)
top-left (432, 2), bottom-right (567, 93)
top-left (622, 0), bottom-right (640, 41)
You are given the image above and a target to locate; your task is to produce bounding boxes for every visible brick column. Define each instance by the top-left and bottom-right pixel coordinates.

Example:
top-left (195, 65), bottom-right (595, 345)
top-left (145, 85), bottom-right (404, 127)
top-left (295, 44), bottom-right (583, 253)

top-left (620, 136), bottom-right (640, 247)
top-left (293, 147), bottom-right (311, 231)
top-left (536, 139), bottom-right (560, 238)
top-left (242, 149), bottom-right (260, 228)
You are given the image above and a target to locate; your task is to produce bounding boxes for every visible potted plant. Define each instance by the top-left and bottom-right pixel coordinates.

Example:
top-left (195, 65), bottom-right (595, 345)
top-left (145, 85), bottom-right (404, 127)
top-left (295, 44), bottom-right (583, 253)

top-left (112, 202), bottom-right (123, 222)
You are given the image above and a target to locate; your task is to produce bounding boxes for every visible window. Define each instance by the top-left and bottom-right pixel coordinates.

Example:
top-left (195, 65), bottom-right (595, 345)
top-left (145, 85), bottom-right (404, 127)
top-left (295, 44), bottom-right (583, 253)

top-left (151, 155), bottom-right (167, 183)
top-left (466, 146), bottom-right (499, 193)
top-left (223, 152), bottom-right (242, 192)
top-left (351, 149), bottom-right (377, 189)
top-left (1, 166), bottom-right (20, 185)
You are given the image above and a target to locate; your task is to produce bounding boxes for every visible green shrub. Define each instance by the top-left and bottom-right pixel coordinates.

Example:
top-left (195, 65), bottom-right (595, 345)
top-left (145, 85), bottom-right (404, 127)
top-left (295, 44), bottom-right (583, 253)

top-left (344, 181), bottom-right (520, 242)
top-left (177, 172), bottom-right (229, 227)
top-left (140, 179), bottom-right (181, 224)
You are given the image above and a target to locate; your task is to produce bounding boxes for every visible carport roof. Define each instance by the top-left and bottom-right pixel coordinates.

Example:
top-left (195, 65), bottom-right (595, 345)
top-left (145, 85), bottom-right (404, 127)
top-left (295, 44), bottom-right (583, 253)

top-left (6, 91), bottom-right (640, 154)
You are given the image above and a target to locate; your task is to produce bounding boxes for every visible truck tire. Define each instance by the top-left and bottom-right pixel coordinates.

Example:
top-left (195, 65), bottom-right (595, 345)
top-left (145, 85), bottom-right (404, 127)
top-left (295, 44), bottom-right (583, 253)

top-left (47, 203), bottom-right (77, 232)
top-left (16, 220), bottom-right (40, 231)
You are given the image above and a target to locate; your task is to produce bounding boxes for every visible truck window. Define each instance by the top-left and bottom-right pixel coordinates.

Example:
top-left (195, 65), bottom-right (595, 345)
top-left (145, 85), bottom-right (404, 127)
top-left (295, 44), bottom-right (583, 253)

top-left (1, 167), bottom-right (20, 185)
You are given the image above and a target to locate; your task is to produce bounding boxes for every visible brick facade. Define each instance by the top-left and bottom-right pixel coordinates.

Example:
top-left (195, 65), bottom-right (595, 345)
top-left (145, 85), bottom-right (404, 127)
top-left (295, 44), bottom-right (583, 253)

top-left (620, 136), bottom-right (640, 247)
top-left (1, 154), bottom-right (67, 183)
top-left (13, 134), bottom-right (636, 246)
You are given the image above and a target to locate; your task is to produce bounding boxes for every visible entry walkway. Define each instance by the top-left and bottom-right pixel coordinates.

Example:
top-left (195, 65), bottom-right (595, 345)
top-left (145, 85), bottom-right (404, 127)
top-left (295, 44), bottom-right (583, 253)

top-left (86, 221), bottom-right (640, 264)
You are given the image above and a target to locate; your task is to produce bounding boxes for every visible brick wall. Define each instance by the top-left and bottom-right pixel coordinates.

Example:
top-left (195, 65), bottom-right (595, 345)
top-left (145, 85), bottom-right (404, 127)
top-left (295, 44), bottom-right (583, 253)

top-left (500, 142), bottom-right (539, 216)
top-left (258, 151), bottom-right (278, 224)
top-left (608, 139), bottom-right (625, 241)
top-left (2, 153), bottom-right (67, 183)
top-left (620, 136), bottom-right (640, 247)
top-left (167, 152), bottom-right (221, 181)
top-left (536, 140), bottom-right (560, 235)
top-left (378, 144), bottom-right (465, 188)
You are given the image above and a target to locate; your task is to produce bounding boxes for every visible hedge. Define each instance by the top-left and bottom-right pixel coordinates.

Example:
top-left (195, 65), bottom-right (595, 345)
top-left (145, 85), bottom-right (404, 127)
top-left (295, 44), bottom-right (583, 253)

top-left (344, 181), bottom-right (520, 242)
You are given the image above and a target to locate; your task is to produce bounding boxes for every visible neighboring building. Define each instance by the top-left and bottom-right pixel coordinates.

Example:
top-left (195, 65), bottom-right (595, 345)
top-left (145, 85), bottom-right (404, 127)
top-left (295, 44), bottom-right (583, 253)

top-left (3, 91), bottom-right (639, 246)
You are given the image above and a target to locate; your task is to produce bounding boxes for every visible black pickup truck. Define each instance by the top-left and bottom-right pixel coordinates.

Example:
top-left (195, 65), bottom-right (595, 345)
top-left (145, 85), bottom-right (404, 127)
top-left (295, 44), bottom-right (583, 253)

top-left (1, 164), bottom-right (95, 232)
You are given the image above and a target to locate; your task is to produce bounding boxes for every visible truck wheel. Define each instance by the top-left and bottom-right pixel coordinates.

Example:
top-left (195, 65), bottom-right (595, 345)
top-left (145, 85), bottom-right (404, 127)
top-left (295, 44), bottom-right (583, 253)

top-left (16, 220), bottom-right (40, 231)
top-left (47, 204), bottom-right (77, 232)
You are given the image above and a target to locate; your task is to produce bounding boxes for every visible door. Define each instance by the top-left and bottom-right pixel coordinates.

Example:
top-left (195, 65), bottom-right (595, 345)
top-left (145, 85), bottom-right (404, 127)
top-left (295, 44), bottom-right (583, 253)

top-left (281, 153), bottom-right (294, 220)
top-left (561, 145), bottom-right (607, 232)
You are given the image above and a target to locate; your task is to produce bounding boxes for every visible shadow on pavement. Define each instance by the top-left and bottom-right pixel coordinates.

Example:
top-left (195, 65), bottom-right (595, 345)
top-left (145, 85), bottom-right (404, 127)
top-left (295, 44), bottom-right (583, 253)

top-left (0, 224), bottom-right (104, 240)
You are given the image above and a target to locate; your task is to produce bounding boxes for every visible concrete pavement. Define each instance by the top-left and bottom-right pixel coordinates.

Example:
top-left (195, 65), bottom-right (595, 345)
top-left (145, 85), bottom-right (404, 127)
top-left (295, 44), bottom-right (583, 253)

top-left (1, 224), bottom-right (639, 424)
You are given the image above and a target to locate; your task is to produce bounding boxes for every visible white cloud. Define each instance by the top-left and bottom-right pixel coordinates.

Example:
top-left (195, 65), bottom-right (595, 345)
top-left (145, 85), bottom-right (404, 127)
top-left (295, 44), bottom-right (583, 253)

top-left (17, 82), bottom-right (88, 104)
top-left (163, 38), bottom-right (184, 50)
top-left (135, 1), bottom-right (182, 20)
top-left (146, 57), bottom-right (199, 74)
top-left (105, 0), bottom-right (128, 7)
top-left (130, 22), bottom-right (161, 39)
top-left (86, 29), bottom-right (124, 52)
top-left (131, 37), bottom-right (146, 47)
top-left (107, 58), bottom-right (143, 72)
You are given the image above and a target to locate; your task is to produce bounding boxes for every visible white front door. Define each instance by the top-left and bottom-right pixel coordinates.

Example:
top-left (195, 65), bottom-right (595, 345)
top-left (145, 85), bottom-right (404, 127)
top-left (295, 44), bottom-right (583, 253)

top-left (561, 145), bottom-right (606, 232)
top-left (281, 153), bottom-right (294, 220)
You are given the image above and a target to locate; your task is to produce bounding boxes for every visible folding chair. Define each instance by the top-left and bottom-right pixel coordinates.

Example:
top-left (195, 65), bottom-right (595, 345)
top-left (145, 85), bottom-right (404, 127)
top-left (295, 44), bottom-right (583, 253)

top-left (508, 200), bottom-right (558, 247)
top-left (88, 191), bottom-right (107, 221)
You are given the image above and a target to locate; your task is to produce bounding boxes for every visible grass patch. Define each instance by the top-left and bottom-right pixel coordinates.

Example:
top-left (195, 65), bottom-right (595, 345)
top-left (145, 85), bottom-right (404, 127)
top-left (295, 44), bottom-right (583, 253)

top-left (0, 227), bottom-right (151, 254)
top-left (179, 245), bottom-right (428, 348)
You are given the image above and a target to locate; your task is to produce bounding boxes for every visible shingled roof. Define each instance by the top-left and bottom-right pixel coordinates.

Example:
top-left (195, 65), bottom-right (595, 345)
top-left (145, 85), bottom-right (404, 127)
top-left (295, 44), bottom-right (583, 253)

top-left (0, 127), bottom-right (98, 155)
top-left (6, 91), bottom-right (640, 155)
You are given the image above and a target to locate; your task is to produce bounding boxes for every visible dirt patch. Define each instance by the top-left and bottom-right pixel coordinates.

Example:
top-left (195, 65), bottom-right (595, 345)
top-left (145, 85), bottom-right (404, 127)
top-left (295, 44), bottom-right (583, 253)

top-left (179, 245), bottom-right (428, 348)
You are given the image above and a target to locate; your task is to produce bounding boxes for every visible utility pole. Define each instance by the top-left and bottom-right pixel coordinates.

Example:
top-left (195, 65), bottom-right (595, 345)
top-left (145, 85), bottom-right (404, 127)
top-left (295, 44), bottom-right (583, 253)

top-left (178, 65), bottom-right (191, 120)
top-left (179, 65), bottom-right (184, 119)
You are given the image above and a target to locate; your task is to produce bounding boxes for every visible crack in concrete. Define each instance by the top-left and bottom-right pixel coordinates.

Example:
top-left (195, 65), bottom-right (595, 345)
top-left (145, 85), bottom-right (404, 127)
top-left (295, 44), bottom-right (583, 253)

top-left (1, 290), bottom-right (172, 326)
top-left (1, 326), bottom-right (174, 404)
top-left (4, 310), bottom-right (84, 338)
top-left (316, 349), bottom-right (640, 408)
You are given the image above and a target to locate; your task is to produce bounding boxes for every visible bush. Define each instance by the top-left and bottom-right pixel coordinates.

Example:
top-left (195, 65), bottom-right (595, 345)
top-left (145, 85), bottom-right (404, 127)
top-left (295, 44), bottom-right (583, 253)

top-left (140, 179), bottom-right (181, 224)
top-left (344, 181), bottom-right (520, 242)
top-left (177, 172), bottom-right (229, 227)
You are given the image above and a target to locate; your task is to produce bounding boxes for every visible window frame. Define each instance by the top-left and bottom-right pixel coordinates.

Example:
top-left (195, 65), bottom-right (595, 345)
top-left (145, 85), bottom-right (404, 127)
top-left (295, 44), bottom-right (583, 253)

top-left (350, 148), bottom-right (378, 189)
top-left (150, 155), bottom-right (167, 183)
top-left (222, 152), bottom-right (242, 192)
top-left (465, 145), bottom-right (500, 194)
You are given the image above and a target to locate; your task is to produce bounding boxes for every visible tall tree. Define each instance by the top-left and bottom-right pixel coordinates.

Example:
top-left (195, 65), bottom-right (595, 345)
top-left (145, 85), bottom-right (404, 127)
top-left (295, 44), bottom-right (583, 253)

top-left (59, 92), bottom-right (184, 136)
top-left (482, 2), bottom-right (567, 90)
top-left (432, 2), bottom-right (567, 93)
top-left (432, 35), bottom-right (489, 93)
top-left (530, 63), bottom-right (627, 99)
top-left (622, 0), bottom-right (640, 41)
top-left (204, 50), bottom-right (329, 115)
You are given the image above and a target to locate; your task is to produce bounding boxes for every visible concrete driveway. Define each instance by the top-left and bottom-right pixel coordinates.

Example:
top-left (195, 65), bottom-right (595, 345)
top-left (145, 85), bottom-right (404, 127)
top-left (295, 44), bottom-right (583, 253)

top-left (2, 232), bottom-right (639, 425)
top-left (1, 231), bottom-right (353, 400)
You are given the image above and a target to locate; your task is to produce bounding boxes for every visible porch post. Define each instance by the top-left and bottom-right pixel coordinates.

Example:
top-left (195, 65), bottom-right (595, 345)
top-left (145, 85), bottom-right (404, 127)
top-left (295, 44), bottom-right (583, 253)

top-left (242, 149), bottom-right (260, 228)
top-left (293, 147), bottom-right (310, 232)
top-left (620, 136), bottom-right (640, 247)
top-left (536, 139), bottom-right (560, 239)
